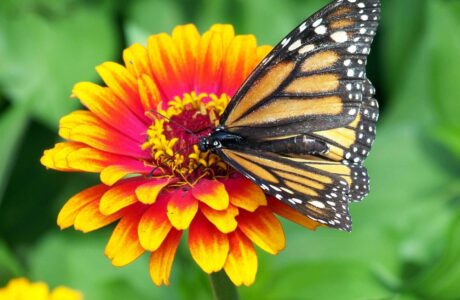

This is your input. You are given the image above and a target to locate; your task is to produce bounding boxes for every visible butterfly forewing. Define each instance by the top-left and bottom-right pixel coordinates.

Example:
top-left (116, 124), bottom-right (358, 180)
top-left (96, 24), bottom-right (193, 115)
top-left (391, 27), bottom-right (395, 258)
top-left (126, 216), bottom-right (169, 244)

top-left (213, 0), bottom-right (381, 230)
top-left (221, 0), bottom-right (380, 140)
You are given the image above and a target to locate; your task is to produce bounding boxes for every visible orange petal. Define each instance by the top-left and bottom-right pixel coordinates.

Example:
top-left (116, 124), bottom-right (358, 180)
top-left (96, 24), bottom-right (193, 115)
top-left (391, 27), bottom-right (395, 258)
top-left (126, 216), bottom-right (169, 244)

top-left (149, 229), bottom-right (182, 286)
top-left (147, 33), bottom-right (190, 99)
top-left (96, 62), bottom-right (145, 120)
top-left (66, 147), bottom-right (127, 173)
top-left (59, 110), bottom-right (147, 158)
top-left (224, 229), bottom-right (258, 286)
top-left (138, 74), bottom-right (162, 112)
top-left (221, 35), bottom-right (258, 96)
top-left (268, 197), bottom-right (323, 230)
top-left (72, 82), bottom-right (146, 139)
top-left (123, 43), bottom-right (153, 78)
top-left (194, 31), bottom-right (223, 93)
top-left (135, 178), bottom-right (171, 204)
top-left (172, 24), bottom-right (200, 85)
top-left (201, 203), bottom-right (238, 233)
top-left (237, 207), bottom-right (285, 255)
top-left (192, 179), bottom-right (229, 210)
top-left (209, 24), bottom-right (235, 51)
top-left (57, 184), bottom-right (109, 229)
top-left (100, 162), bottom-right (151, 186)
top-left (138, 196), bottom-right (172, 251)
top-left (256, 45), bottom-right (273, 62)
top-left (99, 178), bottom-right (145, 215)
top-left (74, 198), bottom-right (123, 233)
top-left (188, 213), bottom-right (229, 273)
top-left (167, 188), bottom-right (198, 230)
top-left (105, 207), bottom-right (145, 266)
top-left (224, 179), bottom-right (267, 212)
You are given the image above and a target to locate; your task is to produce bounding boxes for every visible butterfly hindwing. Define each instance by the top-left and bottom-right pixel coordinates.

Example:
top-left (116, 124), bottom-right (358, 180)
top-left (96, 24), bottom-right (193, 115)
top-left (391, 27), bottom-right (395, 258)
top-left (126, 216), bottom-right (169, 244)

top-left (219, 148), bottom-right (353, 231)
top-left (220, 0), bottom-right (380, 140)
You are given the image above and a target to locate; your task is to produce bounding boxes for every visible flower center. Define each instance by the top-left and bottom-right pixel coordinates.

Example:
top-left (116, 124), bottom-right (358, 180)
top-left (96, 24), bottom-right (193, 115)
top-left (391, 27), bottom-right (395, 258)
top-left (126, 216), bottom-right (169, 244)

top-left (142, 92), bottom-right (230, 181)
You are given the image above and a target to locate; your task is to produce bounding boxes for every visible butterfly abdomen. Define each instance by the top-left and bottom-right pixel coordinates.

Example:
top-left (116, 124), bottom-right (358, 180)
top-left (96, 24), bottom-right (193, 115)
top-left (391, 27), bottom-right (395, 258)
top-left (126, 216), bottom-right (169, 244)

top-left (256, 135), bottom-right (328, 155)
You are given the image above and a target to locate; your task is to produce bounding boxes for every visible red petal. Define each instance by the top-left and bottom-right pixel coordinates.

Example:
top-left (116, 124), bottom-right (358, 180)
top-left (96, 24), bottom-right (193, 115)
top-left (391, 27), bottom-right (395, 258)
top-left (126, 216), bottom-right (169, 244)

top-left (224, 229), bottom-right (258, 286)
top-left (149, 229), bottom-right (182, 286)
top-left (167, 188), bottom-right (198, 230)
top-left (192, 179), bottom-right (229, 210)
top-left (224, 179), bottom-right (267, 212)
top-left (135, 178), bottom-right (171, 204)
top-left (99, 178), bottom-right (145, 215)
top-left (138, 196), bottom-right (172, 251)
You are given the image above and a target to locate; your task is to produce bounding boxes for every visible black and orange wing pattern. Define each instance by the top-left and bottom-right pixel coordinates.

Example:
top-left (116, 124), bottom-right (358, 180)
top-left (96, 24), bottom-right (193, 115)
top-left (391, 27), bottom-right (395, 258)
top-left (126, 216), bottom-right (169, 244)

top-left (216, 0), bottom-right (381, 231)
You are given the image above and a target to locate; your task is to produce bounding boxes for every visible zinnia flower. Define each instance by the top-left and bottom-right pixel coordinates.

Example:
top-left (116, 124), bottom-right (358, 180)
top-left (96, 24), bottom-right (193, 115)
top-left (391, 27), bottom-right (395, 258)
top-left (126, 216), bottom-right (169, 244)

top-left (41, 24), bottom-right (321, 286)
top-left (0, 278), bottom-right (82, 300)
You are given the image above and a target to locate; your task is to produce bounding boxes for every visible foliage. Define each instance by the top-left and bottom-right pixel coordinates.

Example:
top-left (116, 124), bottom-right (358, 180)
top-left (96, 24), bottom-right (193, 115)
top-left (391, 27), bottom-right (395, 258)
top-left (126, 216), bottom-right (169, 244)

top-left (1, 0), bottom-right (460, 299)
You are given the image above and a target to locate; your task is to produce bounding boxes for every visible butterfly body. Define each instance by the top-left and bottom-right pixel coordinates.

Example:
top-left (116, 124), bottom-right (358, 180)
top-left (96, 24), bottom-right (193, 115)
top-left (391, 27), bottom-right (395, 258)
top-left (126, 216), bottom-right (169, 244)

top-left (202, 0), bottom-right (381, 231)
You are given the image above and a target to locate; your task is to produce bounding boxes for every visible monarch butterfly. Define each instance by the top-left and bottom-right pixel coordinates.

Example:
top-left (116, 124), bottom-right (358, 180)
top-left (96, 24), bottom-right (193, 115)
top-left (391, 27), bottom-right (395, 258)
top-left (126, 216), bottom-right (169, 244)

top-left (199, 0), bottom-right (381, 231)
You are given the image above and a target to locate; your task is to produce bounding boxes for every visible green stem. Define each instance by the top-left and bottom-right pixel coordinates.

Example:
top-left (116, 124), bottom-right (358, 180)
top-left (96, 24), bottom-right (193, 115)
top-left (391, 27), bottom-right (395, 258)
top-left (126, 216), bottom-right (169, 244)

top-left (209, 271), bottom-right (239, 300)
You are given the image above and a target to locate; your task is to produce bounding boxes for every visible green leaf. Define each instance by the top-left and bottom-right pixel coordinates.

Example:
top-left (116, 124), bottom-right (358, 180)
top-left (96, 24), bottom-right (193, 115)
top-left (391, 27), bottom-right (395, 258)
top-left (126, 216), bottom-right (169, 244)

top-left (0, 1), bottom-right (119, 128)
top-left (0, 105), bottom-right (29, 204)
top-left (429, 0), bottom-right (460, 131)
top-left (0, 239), bottom-right (23, 285)
top-left (412, 215), bottom-right (460, 299)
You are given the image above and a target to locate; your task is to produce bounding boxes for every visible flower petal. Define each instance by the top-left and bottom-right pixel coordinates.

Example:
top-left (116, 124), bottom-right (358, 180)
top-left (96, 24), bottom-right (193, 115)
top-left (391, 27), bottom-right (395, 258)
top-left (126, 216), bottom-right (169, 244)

top-left (149, 229), bottom-right (182, 286)
top-left (192, 179), bottom-right (229, 210)
top-left (74, 198), bottom-right (123, 233)
top-left (221, 35), bottom-right (258, 96)
top-left (96, 62), bottom-right (146, 121)
top-left (188, 213), bottom-right (229, 273)
top-left (57, 184), bottom-right (109, 229)
top-left (105, 206), bottom-right (145, 266)
top-left (224, 178), bottom-right (267, 212)
top-left (59, 110), bottom-right (148, 158)
top-left (100, 162), bottom-right (152, 186)
top-left (209, 24), bottom-right (235, 51)
top-left (268, 198), bottom-right (322, 230)
top-left (224, 229), bottom-right (258, 286)
top-left (147, 33), bottom-right (190, 100)
top-left (138, 74), bottom-right (162, 112)
top-left (194, 31), bottom-right (223, 94)
top-left (41, 142), bottom-right (86, 171)
top-left (72, 82), bottom-right (146, 139)
top-left (138, 196), bottom-right (172, 251)
top-left (237, 206), bottom-right (285, 255)
top-left (167, 188), bottom-right (198, 230)
top-left (201, 203), bottom-right (238, 233)
top-left (123, 43), bottom-right (153, 78)
top-left (99, 178), bottom-right (145, 215)
top-left (257, 45), bottom-right (272, 62)
top-left (172, 24), bottom-right (200, 87)
top-left (135, 178), bottom-right (171, 204)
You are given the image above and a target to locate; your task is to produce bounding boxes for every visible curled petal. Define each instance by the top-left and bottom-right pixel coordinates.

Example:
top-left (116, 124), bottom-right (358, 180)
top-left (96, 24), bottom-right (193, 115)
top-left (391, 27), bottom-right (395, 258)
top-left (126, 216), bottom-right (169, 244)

top-left (188, 213), bottom-right (229, 273)
top-left (135, 178), bottom-right (172, 204)
top-left (100, 162), bottom-right (152, 186)
top-left (192, 179), bottom-right (229, 210)
top-left (167, 188), bottom-right (198, 230)
top-left (268, 197), bottom-right (322, 231)
top-left (41, 142), bottom-right (85, 171)
top-left (99, 178), bottom-right (145, 215)
top-left (224, 179), bottom-right (267, 212)
top-left (201, 203), bottom-right (238, 233)
top-left (149, 229), bottom-right (182, 286)
top-left (138, 196), bottom-right (172, 251)
top-left (105, 206), bottom-right (146, 266)
top-left (224, 229), bottom-right (257, 286)
top-left (237, 207), bottom-right (285, 255)
top-left (57, 184), bottom-right (109, 229)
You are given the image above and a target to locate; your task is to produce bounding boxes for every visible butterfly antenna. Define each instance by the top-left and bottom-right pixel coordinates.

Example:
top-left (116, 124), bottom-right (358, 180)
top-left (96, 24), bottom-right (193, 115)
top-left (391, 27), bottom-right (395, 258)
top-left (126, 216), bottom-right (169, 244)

top-left (147, 110), bottom-right (198, 138)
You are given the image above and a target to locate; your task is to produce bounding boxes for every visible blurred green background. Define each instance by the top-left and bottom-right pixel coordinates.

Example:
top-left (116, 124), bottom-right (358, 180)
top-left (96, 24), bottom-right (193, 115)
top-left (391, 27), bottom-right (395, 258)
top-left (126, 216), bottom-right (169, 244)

top-left (1, 0), bottom-right (460, 299)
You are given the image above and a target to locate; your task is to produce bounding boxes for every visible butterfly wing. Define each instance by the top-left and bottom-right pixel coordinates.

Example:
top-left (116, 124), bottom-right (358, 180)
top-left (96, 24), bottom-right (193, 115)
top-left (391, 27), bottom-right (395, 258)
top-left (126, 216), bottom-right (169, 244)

top-left (214, 0), bottom-right (381, 229)
top-left (219, 148), bottom-right (366, 231)
top-left (220, 0), bottom-right (381, 139)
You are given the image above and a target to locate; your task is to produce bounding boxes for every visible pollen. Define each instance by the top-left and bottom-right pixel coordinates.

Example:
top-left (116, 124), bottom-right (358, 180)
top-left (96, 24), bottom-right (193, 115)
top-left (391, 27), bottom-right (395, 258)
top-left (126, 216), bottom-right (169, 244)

top-left (143, 92), bottom-right (230, 181)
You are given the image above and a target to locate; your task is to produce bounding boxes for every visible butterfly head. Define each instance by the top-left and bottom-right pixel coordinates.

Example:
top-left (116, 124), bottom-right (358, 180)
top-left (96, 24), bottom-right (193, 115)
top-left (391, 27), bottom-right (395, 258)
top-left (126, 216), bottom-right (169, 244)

top-left (198, 130), bottom-right (245, 152)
